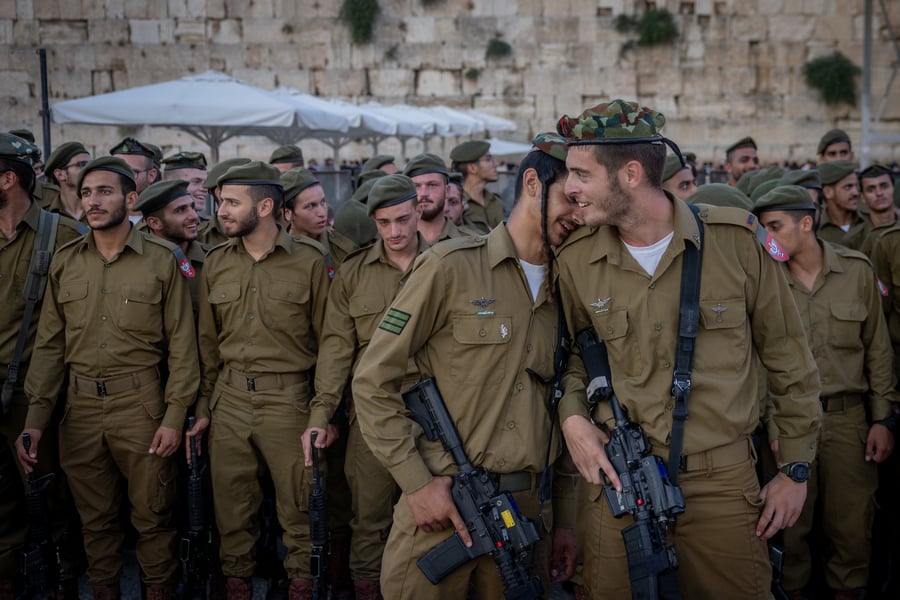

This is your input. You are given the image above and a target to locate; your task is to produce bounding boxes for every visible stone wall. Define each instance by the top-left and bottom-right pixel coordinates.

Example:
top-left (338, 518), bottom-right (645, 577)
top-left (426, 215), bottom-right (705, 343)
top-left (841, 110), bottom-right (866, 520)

top-left (1, 0), bottom-right (898, 164)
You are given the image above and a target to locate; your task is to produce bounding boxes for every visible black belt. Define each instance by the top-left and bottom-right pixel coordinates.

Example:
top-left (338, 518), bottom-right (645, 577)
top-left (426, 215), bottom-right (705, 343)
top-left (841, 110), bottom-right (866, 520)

top-left (71, 367), bottom-right (159, 397)
top-left (222, 367), bottom-right (309, 392)
top-left (820, 393), bottom-right (863, 412)
top-left (494, 470), bottom-right (539, 493)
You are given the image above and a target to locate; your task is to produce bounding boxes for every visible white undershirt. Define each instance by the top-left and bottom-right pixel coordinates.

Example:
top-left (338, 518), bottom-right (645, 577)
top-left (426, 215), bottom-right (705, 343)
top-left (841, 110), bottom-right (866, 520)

top-left (623, 231), bottom-right (674, 277)
top-left (519, 259), bottom-right (546, 302)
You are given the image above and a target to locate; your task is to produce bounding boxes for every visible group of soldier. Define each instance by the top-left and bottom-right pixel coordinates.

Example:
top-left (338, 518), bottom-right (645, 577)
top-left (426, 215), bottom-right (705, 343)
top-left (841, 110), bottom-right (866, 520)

top-left (0, 97), bottom-right (898, 600)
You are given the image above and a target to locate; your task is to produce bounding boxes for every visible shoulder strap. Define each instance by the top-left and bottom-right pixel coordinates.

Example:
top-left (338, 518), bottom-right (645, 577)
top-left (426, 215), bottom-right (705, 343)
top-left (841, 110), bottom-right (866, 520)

top-left (668, 205), bottom-right (704, 485)
top-left (169, 244), bottom-right (196, 278)
top-left (2, 210), bottom-right (60, 413)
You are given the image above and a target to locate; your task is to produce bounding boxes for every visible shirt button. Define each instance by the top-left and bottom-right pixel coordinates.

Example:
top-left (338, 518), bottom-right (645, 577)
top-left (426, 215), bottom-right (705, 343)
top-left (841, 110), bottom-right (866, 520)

top-left (654, 323), bottom-right (662, 331)
top-left (663, 361), bottom-right (671, 368)
top-left (526, 344), bottom-right (533, 352)
top-left (665, 401), bottom-right (673, 410)
top-left (101, 315), bottom-right (107, 321)
top-left (479, 329), bottom-right (487, 337)
top-left (507, 421), bottom-right (516, 429)
top-left (516, 383), bottom-right (524, 391)
top-left (497, 459), bottom-right (506, 468)
top-left (100, 343), bottom-right (107, 348)
top-left (249, 314), bottom-right (255, 320)
top-left (251, 287), bottom-right (257, 293)
top-left (649, 283), bottom-right (656, 289)
top-left (606, 326), bottom-right (614, 334)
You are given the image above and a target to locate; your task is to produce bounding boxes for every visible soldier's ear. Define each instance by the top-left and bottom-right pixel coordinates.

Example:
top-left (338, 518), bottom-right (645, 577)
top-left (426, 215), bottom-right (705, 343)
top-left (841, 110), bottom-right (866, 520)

top-left (522, 168), bottom-right (540, 199)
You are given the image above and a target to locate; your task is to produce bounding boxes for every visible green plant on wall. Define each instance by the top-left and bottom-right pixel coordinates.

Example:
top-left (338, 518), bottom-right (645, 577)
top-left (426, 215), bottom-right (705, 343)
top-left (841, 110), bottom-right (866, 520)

top-left (615, 8), bottom-right (678, 53)
top-left (803, 51), bottom-right (861, 107)
top-left (340, 0), bottom-right (380, 44)
top-left (486, 38), bottom-right (512, 60)
top-left (464, 68), bottom-right (481, 81)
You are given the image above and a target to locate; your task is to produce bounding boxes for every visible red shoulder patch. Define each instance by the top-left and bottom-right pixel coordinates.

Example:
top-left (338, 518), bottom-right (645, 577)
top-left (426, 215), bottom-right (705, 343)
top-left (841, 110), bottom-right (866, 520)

top-left (877, 278), bottom-right (889, 297)
top-left (178, 257), bottom-right (196, 278)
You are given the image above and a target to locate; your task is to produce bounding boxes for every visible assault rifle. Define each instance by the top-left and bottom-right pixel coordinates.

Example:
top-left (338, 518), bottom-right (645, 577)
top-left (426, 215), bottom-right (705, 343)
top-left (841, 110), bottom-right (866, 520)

top-left (576, 328), bottom-right (684, 600)
top-left (18, 432), bottom-right (58, 600)
top-left (402, 378), bottom-right (543, 600)
top-left (308, 431), bottom-right (328, 600)
top-left (176, 417), bottom-right (214, 599)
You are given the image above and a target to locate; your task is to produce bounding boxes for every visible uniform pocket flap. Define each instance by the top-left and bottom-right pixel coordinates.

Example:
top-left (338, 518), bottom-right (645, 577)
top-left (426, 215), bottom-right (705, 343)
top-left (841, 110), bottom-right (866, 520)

top-left (452, 315), bottom-right (512, 344)
top-left (591, 307), bottom-right (629, 340)
top-left (209, 282), bottom-right (241, 304)
top-left (269, 281), bottom-right (309, 304)
top-left (58, 280), bottom-right (88, 303)
top-left (348, 294), bottom-right (386, 317)
top-left (830, 302), bottom-right (867, 322)
top-left (700, 297), bottom-right (746, 329)
top-left (123, 283), bottom-right (161, 304)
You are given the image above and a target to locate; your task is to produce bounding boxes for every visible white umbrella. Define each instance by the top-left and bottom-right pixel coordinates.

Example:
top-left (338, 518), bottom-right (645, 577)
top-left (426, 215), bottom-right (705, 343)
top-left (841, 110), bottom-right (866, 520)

top-left (488, 138), bottom-right (534, 157)
top-left (466, 110), bottom-right (518, 133)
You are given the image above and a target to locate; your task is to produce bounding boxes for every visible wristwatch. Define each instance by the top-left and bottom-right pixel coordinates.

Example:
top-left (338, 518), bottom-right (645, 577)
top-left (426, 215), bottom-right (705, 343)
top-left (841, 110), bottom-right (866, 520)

top-left (779, 462), bottom-right (811, 483)
top-left (874, 415), bottom-right (897, 432)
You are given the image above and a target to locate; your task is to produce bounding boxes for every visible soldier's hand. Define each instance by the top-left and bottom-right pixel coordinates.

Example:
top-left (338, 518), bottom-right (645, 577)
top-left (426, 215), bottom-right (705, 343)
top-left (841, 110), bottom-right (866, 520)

top-left (756, 473), bottom-right (807, 541)
top-left (301, 427), bottom-right (331, 467)
top-left (866, 423), bottom-right (894, 463)
top-left (149, 426), bottom-right (181, 458)
top-left (561, 415), bottom-right (619, 489)
top-left (770, 439), bottom-right (780, 464)
top-left (406, 476), bottom-right (472, 547)
top-left (15, 428), bottom-right (43, 474)
top-left (550, 527), bottom-right (578, 583)
top-left (185, 417), bottom-right (209, 463)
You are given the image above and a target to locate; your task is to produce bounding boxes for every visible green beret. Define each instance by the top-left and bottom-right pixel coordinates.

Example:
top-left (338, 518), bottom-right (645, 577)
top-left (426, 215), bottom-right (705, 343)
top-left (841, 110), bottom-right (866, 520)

top-left (450, 140), bottom-right (491, 162)
top-left (531, 132), bottom-right (568, 162)
top-left (778, 169), bottom-right (821, 190)
top-left (352, 173), bottom-right (386, 204)
top-left (557, 100), bottom-right (665, 144)
top-left (818, 160), bottom-right (857, 186)
top-left (133, 180), bottom-right (191, 215)
top-left (217, 160), bottom-right (283, 188)
top-left (859, 163), bottom-right (893, 181)
top-left (362, 154), bottom-right (395, 172)
top-left (742, 165), bottom-right (783, 197)
top-left (448, 171), bottom-right (463, 187)
top-left (663, 153), bottom-right (686, 183)
top-left (162, 151), bottom-right (207, 171)
top-left (145, 143), bottom-right (163, 165)
top-left (8, 129), bottom-right (35, 144)
top-left (367, 174), bottom-right (417, 216)
top-left (686, 183), bottom-right (752, 211)
top-left (204, 158), bottom-right (251, 189)
top-left (43, 141), bottom-right (89, 184)
top-left (281, 168), bottom-right (321, 203)
top-left (269, 145), bottom-right (304, 165)
top-left (817, 128), bottom-right (851, 156)
top-left (76, 156), bottom-right (135, 195)
top-left (749, 179), bottom-right (780, 204)
top-left (109, 136), bottom-right (156, 159)
top-left (356, 168), bottom-right (388, 189)
top-left (725, 136), bottom-right (757, 155)
top-left (0, 132), bottom-right (41, 166)
top-left (753, 185), bottom-right (818, 215)
top-left (333, 200), bottom-right (377, 247)
top-left (403, 153), bottom-right (449, 178)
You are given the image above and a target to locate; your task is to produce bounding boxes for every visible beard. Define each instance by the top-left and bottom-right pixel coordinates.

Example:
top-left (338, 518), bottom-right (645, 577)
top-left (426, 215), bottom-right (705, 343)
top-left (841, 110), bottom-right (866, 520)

top-left (225, 209), bottom-right (259, 238)
top-left (89, 202), bottom-right (128, 231)
top-left (160, 218), bottom-right (199, 244)
top-left (419, 197), bottom-right (446, 222)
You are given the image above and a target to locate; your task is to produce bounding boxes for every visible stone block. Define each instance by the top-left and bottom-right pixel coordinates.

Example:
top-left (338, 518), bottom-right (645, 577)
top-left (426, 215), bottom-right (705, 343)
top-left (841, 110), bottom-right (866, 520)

top-left (769, 15), bottom-right (816, 41)
top-left (91, 69), bottom-right (114, 94)
top-left (231, 67), bottom-right (276, 88)
top-left (295, 42), bottom-right (330, 70)
top-left (275, 69), bottom-right (311, 92)
top-left (88, 19), bottom-right (129, 44)
top-left (174, 19), bottom-right (207, 44)
top-left (456, 15), bottom-right (500, 40)
top-left (416, 69), bottom-right (460, 96)
top-left (103, 0), bottom-right (125, 18)
top-left (207, 19), bottom-right (241, 44)
top-left (403, 16), bottom-right (435, 43)
top-left (368, 68), bottom-right (413, 97)
top-left (33, 0), bottom-right (58, 18)
top-left (534, 16), bottom-right (579, 44)
top-left (242, 18), bottom-right (288, 44)
top-left (243, 44), bottom-right (269, 70)
top-left (758, 0), bottom-right (786, 14)
top-left (248, 0), bottom-right (274, 18)
top-left (313, 69), bottom-right (368, 96)
top-left (637, 65), bottom-right (684, 97)
top-left (14, 0), bottom-right (33, 19)
top-left (729, 15), bottom-right (767, 42)
top-left (0, 19), bottom-right (12, 44)
top-left (536, 43), bottom-right (572, 68)
top-left (40, 20), bottom-right (89, 43)
top-left (0, 1), bottom-right (15, 18)
top-left (130, 19), bottom-right (160, 44)
top-left (206, 0), bottom-right (225, 19)
top-left (123, 0), bottom-right (145, 18)
top-left (59, 0), bottom-right (86, 19)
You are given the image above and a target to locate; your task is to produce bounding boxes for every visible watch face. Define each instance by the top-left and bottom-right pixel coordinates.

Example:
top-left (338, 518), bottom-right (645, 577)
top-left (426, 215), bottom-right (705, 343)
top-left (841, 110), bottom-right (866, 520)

top-left (790, 463), bottom-right (810, 482)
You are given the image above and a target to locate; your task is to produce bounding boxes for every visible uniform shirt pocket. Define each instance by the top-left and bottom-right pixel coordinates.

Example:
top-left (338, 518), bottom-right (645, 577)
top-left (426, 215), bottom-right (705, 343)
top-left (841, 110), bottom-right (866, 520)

top-left (58, 280), bottom-right (89, 330)
top-left (697, 297), bottom-right (748, 371)
top-left (264, 280), bottom-right (310, 329)
top-left (449, 315), bottom-right (512, 383)
top-left (119, 282), bottom-right (163, 333)
top-left (590, 308), bottom-right (642, 378)
top-left (349, 294), bottom-right (386, 343)
top-left (829, 302), bottom-right (866, 349)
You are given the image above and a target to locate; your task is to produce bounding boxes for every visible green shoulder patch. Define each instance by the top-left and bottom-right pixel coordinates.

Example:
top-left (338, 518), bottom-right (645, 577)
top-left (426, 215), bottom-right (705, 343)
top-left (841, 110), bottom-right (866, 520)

top-left (379, 308), bottom-right (411, 335)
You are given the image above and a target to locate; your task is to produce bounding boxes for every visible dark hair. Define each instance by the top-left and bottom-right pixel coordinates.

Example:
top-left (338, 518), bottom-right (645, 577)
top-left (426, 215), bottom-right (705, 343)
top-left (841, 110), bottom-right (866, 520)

top-left (450, 160), bottom-right (475, 177)
top-left (248, 184), bottom-right (284, 212)
top-left (0, 157), bottom-right (36, 193)
top-left (591, 142), bottom-right (666, 188)
top-left (118, 173), bottom-right (137, 196)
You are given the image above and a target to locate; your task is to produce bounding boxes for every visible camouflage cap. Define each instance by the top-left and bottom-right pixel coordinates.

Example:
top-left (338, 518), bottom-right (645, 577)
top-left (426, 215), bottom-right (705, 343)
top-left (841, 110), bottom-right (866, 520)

top-left (76, 156), bottom-right (136, 195)
top-left (531, 132), bottom-right (568, 162)
top-left (334, 200), bottom-right (377, 247)
top-left (145, 143), bottom-right (163, 166)
top-left (557, 100), bottom-right (665, 145)
top-left (725, 136), bottom-right (757, 155)
top-left (43, 142), bottom-right (89, 183)
top-left (662, 153), bottom-right (687, 183)
top-left (367, 174), bottom-right (417, 216)
top-left (110, 136), bottom-right (156, 159)
top-left (817, 128), bottom-right (851, 156)
top-left (449, 140), bottom-right (490, 162)
top-left (859, 163), bottom-right (893, 181)
top-left (8, 129), bottom-right (36, 144)
top-left (686, 183), bottom-right (752, 211)
top-left (204, 158), bottom-right (251, 189)
top-left (0, 132), bottom-right (41, 166)
top-left (753, 185), bottom-right (818, 215)
top-left (818, 160), bottom-right (857, 186)
top-left (133, 179), bottom-right (191, 215)
top-left (269, 144), bottom-right (304, 165)
top-left (403, 153), bottom-right (449, 178)
top-left (749, 179), bottom-right (780, 204)
top-left (217, 161), bottom-right (283, 188)
top-left (281, 168), bottom-right (321, 203)
top-left (778, 169), bottom-right (822, 190)
top-left (162, 151), bottom-right (207, 171)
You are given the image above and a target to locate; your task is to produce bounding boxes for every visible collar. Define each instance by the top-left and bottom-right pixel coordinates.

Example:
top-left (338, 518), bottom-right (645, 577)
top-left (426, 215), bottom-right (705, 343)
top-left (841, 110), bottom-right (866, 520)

top-left (487, 223), bottom-right (518, 269)
top-left (75, 223), bottom-right (145, 255)
top-left (20, 200), bottom-right (42, 232)
top-left (363, 231), bottom-right (429, 265)
top-left (819, 240), bottom-right (845, 276)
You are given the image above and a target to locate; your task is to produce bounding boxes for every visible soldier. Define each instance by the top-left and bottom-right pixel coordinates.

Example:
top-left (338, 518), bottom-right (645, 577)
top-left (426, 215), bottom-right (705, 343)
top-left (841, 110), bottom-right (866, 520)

top-left (724, 136), bottom-right (760, 186)
top-left (858, 164), bottom-right (896, 257)
top-left (817, 129), bottom-right (854, 163)
top-left (161, 152), bottom-right (209, 216)
top-left (403, 153), bottom-right (475, 244)
top-left (358, 155), bottom-right (397, 179)
top-left (450, 140), bottom-right (503, 233)
top-left (281, 168), bottom-right (356, 265)
top-left (7, 129), bottom-right (42, 176)
top-left (754, 185), bottom-right (895, 600)
top-left (555, 100), bottom-right (821, 599)
top-left (661, 153), bottom-right (697, 201)
top-left (0, 133), bottom-right (86, 600)
top-left (196, 158), bottom-right (250, 247)
top-left (333, 174), bottom-right (384, 248)
top-left (351, 133), bottom-right (582, 598)
top-left (43, 141), bottom-right (91, 222)
top-left (269, 145), bottom-right (305, 173)
top-left (817, 160), bottom-right (868, 250)
top-left (190, 161), bottom-right (329, 600)
top-left (16, 156), bottom-right (199, 600)
top-left (110, 137), bottom-right (159, 196)
top-left (302, 174), bottom-right (430, 600)
top-left (445, 171), bottom-right (466, 226)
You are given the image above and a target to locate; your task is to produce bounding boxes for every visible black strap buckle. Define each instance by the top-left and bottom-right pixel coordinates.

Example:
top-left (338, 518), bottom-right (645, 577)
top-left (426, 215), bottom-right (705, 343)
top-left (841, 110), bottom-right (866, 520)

top-left (96, 381), bottom-right (108, 396)
top-left (671, 376), bottom-right (691, 402)
top-left (246, 377), bottom-right (256, 392)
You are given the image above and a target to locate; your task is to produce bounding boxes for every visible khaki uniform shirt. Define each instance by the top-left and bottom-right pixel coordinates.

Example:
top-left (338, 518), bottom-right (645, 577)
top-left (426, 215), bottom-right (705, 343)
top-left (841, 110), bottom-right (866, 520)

top-left (32, 180), bottom-right (60, 211)
top-left (45, 193), bottom-right (88, 225)
top-left (197, 217), bottom-right (228, 247)
top-left (0, 202), bottom-right (83, 375)
top-left (317, 229), bottom-right (357, 267)
top-left (184, 240), bottom-right (209, 317)
top-left (871, 225), bottom-right (900, 374)
top-left (310, 234), bottom-right (429, 431)
top-left (557, 199), bottom-right (822, 464)
top-left (24, 225), bottom-right (199, 430)
top-left (353, 225), bottom-right (563, 493)
top-left (437, 218), bottom-right (479, 242)
top-left (779, 242), bottom-right (895, 422)
top-left (462, 189), bottom-right (505, 234)
top-left (195, 228), bottom-right (329, 419)
top-left (858, 216), bottom-right (896, 259)
top-left (818, 209), bottom-right (868, 251)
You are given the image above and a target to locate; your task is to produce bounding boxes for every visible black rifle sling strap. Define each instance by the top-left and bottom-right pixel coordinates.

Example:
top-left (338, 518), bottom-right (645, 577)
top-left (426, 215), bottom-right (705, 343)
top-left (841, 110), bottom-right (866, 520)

top-left (667, 205), bottom-right (703, 485)
top-left (1, 210), bottom-right (60, 414)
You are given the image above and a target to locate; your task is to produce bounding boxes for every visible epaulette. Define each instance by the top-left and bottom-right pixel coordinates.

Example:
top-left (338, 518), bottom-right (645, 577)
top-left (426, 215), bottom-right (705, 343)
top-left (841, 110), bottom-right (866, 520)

top-left (695, 204), bottom-right (789, 262)
top-left (555, 224), bottom-right (596, 254)
top-left (197, 241), bottom-right (212, 253)
top-left (55, 234), bottom-right (84, 254)
top-left (343, 241), bottom-right (377, 262)
top-left (829, 241), bottom-right (874, 267)
top-left (328, 229), bottom-right (357, 256)
top-left (58, 214), bottom-right (88, 236)
top-left (429, 234), bottom-right (487, 258)
top-left (292, 234), bottom-right (329, 256)
top-left (144, 233), bottom-right (196, 278)
top-left (205, 238), bottom-right (233, 256)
